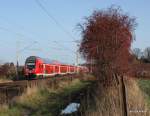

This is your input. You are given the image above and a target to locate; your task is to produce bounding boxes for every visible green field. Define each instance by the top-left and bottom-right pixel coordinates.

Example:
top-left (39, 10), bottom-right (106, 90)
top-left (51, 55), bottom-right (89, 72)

top-left (138, 79), bottom-right (150, 107)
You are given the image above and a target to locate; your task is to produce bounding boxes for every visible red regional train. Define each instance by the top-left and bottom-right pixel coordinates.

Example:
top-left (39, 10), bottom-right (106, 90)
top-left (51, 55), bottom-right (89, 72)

top-left (24, 56), bottom-right (88, 79)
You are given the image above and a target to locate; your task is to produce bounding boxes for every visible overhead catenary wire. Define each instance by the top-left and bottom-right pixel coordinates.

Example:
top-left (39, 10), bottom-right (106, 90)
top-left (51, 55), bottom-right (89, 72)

top-left (0, 24), bottom-right (80, 63)
top-left (0, 15), bottom-right (78, 52)
top-left (0, 26), bottom-right (40, 45)
top-left (0, 19), bottom-right (78, 56)
top-left (0, 25), bottom-right (75, 57)
top-left (27, 0), bottom-right (79, 63)
top-left (0, 26), bottom-right (26, 37)
top-left (0, 16), bottom-right (46, 50)
top-left (18, 41), bottom-right (38, 53)
top-left (0, 1), bottom-right (80, 64)
top-left (0, 25), bottom-right (43, 53)
top-left (52, 41), bottom-right (76, 53)
top-left (0, 21), bottom-right (77, 57)
top-left (51, 41), bottom-right (81, 65)
top-left (35, 0), bottom-right (76, 41)
top-left (0, 15), bottom-right (41, 40)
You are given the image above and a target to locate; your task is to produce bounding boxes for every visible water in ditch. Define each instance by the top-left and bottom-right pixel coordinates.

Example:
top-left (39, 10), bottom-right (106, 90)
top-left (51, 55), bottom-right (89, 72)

top-left (60, 102), bottom-right (80, 115)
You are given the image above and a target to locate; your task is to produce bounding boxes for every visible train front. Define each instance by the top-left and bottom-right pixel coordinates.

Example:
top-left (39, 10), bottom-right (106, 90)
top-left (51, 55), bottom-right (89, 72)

top-left (24, 56), bottom-right (37, 78)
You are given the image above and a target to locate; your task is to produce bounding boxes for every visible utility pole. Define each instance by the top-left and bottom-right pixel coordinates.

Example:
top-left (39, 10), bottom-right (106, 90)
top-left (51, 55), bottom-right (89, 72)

top-left (15, 40), bottom-right (40, 80)
top-left (75, 43), bottom-right (80, 66)
top-left (51, 40), bottom-right (80, 67)
top-left (16, 40), bottom-right (20, 80)
top-left (75, 49), bottom-right (79, 66)
top-left (75, 43), bottom-right (80, 73)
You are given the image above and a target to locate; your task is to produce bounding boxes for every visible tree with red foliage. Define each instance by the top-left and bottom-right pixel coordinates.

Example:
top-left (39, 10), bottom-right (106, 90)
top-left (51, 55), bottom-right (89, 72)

top-left (79, 6), bottom-right (136, 84)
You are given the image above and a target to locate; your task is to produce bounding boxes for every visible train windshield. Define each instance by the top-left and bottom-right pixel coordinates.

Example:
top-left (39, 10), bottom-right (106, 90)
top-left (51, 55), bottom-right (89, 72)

top-left (25, 56), bottom-right (36, 70)
top-left (27, 63), bottom-right (35, 69)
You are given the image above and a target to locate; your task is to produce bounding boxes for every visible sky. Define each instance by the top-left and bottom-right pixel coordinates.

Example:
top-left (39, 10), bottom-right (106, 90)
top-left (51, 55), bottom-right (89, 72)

top-left (0, 0), bottom-right (149, 65)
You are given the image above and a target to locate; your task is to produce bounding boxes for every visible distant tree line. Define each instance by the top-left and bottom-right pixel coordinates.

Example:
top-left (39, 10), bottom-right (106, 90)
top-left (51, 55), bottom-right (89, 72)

top-left (0, 62), bottom-right (16, 80)
top-left (132, 47), bottom-right (150, 63)
top-left (0, 62), bottom-right (24, 80)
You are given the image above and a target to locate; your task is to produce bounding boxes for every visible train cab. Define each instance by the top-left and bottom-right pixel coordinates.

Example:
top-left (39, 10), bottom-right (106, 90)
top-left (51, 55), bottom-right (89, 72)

top-left (24, 56), bottom-right (43, 78)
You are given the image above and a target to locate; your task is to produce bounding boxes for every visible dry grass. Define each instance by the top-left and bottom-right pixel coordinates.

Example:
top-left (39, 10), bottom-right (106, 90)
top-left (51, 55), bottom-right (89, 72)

top-left (0, 78), bottom-right (12, 83)
top-left (18, 86), bottom-right (40, 104)
top-left (17, 79), bottom-right (76, 105)
top-left (0, 104), bottom-right (8, 112)
top-left (125, 78), bottom-right (150, 116)
top-left (0, 78), bottom-right (87, 116)
top-left (85, 85), bottom-right (121, 116)
top-left (79, 73), bottom-right (96, 81)
top-left (85, 78), bottom-right (150, 116)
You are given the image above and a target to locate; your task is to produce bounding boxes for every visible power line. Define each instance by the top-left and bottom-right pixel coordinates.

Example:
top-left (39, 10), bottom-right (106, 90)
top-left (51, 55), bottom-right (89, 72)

top-left (35, 0), bottom-right (76, 41)
top-left (0, 26), bottom-right (25, 37)
top-left (0, 6), bottom-right (78, 63)
top-left (18, 41), bottom-right (38, 53)
top-left (0, 16), bottom-right (44, 47)
top-left (0, 15), bottom-right (41, 40)
top-left (0, 24), bottom-right (44, 49)
top-left (0, 25), bottom-right (42, 50)
top-left (0, 26), bottom-right (39, 44)
top-left (0, 25), bottom-right (74, 60)
top-left (51, 40), bottom-right (80, 44)
top-left (51, 41), bottom-right (81, 65)
top-left (52, 41), bottom-right (75, 53)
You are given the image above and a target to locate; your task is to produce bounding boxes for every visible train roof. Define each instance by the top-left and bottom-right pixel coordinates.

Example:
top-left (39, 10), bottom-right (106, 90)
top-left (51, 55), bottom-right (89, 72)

top-left (26, 56), bottom-right (67, 65)
top-left (42, 58), bottom-right (62, 65)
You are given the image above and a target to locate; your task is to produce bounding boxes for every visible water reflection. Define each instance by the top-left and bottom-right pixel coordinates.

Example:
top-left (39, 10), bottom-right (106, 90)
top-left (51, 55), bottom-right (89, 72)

top-left (61, 103), bottom-right (80, 115)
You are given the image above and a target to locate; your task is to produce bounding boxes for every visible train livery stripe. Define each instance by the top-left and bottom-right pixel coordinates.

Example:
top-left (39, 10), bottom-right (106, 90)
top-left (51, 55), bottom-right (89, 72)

top-left (36, 73), bottom-right (56, 76)
top-left (36, 72), bottom-right (76, 76)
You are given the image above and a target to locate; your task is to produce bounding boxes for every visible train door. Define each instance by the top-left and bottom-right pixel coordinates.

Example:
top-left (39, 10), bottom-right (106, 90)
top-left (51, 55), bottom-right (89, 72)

top-left (55, 65), bottom-right (60, 74)
top-left (43, 64), bottom-right (46, 77)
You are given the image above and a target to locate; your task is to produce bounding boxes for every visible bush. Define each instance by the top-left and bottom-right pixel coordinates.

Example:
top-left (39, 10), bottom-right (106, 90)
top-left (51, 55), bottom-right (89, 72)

top-left (0, 62), bottom-right (17, 80)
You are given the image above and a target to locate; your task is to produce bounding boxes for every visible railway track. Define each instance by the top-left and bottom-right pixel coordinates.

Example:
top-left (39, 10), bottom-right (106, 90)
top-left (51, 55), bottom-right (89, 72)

top-left (0, 80), bottom-right (27, 88)
top-left (0, 74), bottom-right (75, 104)
top-left (0, 74), bottom-right (74, 87)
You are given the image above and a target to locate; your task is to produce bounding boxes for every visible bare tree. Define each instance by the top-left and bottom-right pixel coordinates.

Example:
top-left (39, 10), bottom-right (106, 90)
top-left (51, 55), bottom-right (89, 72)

top-left (144, 47), bottom-right (150, 62)
top-left (0, 62), bottom-right (16, 79)
top-left (132, 48), bottom-right (141, 59)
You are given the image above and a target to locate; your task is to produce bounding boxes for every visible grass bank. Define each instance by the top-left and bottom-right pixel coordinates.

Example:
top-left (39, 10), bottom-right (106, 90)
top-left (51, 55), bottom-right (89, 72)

top-left (84, 78), bottom-right (149, 116)
top-left (0, 76), bottom-right (12, 83)
top-left (0, 75), bottom-right (94, 116)
top-left (138, 79), bottom-right (150, 107)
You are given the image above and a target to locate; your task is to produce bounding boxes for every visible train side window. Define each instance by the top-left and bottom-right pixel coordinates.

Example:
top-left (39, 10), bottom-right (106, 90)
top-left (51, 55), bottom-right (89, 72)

top-left (39, 64), bottom-right (43, 69)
